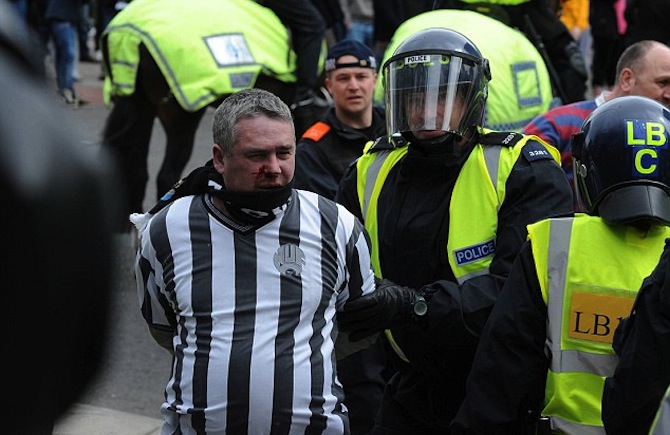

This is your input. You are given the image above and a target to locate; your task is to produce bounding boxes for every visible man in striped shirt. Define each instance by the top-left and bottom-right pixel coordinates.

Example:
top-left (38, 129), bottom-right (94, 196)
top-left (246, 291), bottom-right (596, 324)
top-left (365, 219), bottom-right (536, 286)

top-left (133, 88), bottom-right (418, 434)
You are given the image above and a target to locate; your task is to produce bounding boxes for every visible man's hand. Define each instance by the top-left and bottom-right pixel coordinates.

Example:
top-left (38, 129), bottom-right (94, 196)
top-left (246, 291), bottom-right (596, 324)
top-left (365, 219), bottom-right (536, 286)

top-left (338, 278), bottom-right (420, 341)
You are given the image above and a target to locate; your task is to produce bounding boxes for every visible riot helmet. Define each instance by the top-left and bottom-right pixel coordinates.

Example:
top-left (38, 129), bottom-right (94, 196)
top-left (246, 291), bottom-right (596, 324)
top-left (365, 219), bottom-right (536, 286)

top-left (572, 95), bottom-right (670, 226)
top-left (382, 27), bottom-right (491, 151)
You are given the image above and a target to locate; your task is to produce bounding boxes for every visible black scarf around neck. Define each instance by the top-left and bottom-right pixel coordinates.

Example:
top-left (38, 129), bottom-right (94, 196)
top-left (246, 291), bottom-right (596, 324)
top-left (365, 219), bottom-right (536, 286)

top-left (208, 178), bottom-right (294, 226)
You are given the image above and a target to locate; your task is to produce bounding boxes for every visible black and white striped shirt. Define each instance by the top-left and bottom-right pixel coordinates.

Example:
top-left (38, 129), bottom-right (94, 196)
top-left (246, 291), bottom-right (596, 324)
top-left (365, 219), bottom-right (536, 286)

top-left (135, 189), bottom-right (375, 435)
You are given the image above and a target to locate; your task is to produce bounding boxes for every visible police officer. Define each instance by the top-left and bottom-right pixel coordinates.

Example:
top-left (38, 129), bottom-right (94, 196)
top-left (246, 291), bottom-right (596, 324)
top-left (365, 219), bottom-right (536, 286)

top-left (452, 96), bottom-right (670, 434)
top-left (335, 27), bottom-right (573, 434)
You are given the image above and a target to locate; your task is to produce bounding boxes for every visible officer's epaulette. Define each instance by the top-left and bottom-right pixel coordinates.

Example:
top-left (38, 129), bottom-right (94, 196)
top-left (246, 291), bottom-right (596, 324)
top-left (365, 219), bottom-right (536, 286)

top-left (481, 130), bottom-right (555, 163)
top-left (480, 131), bottom-right (523, 147)
top-left (301, 121), bottom-right (331, 142)
top-left (364, 133), bottom-right (405, 154)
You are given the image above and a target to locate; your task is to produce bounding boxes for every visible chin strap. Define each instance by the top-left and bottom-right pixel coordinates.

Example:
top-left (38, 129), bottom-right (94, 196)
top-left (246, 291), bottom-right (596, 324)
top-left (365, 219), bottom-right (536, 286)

top-left (403, 128), bottom-right (478, 164)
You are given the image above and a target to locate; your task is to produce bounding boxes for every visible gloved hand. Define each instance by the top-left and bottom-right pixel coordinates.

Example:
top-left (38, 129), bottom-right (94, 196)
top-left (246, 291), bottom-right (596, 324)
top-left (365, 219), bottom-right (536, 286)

top-left (338, 278), bottom-right (421, 341)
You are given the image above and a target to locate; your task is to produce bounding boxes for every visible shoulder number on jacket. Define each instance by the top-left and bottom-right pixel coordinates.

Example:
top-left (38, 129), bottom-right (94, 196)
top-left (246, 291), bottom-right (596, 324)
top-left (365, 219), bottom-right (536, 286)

top-left (520, 139), bottom-right (555, 163)
top-left (481, 130), bottom-right (554, 163)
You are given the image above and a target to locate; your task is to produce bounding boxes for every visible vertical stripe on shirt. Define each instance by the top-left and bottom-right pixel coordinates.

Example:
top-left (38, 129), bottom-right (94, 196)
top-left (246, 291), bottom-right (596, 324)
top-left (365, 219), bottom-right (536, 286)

top-left (271, 195), bottom-right (302, 435)
top-left (189, 198), bottom-right (213, 433)
top-left (306, 195), bottom-right (338, 434)
top-left (150, 208), bottom-right (187, 413)
top-left (227, 230), bottom-right (258, 434)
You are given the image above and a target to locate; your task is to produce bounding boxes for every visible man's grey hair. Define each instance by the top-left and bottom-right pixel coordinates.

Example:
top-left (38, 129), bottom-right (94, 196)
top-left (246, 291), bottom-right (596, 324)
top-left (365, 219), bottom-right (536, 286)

top-left (212, 88), bottom-right (294, 155)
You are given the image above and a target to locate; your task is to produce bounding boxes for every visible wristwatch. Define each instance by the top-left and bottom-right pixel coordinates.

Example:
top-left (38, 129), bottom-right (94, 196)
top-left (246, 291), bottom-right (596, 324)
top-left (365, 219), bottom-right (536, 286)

top-left (412, 293), bottom-right (429, 317)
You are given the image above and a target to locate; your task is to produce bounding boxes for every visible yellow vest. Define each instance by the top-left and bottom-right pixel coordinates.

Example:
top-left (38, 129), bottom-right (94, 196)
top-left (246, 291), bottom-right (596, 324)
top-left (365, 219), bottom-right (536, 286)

top-left (357, 130), bottom-right (560, 361)
top-left (102, 0), bottom-right (314, 111)
top-left (374, 9), bottom-right (555, 132)
top-left (528, 215), bottom-right (670, 434)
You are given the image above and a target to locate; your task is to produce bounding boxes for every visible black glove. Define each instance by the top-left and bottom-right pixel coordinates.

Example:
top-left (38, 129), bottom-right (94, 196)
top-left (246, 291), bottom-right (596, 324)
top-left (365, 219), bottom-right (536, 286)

top-left (338, 278), bottom-right (421, 341)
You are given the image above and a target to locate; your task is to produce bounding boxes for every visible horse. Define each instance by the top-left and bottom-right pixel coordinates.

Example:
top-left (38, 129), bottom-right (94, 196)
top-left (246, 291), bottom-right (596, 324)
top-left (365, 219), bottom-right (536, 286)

top-left (100, 0), bottom-right (327, 224)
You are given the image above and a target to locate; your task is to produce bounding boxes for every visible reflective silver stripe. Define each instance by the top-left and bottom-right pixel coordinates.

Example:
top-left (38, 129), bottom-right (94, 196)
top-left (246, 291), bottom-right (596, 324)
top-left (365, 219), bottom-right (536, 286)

top-left (550, 415), bottom-right (606, 435)
top-left (545, 218), bottom-right (572, 359)
top-left (361, 150), bottom-right (391, 218)
top-left (456, 145), bottom-right (502, 282)
top-left (482, 145), bottom-right (501, 192)
top-left (457, 268), bottom-right (490, 284)
top-left (545, 218), bottom-right (618, 377)
top-left (651, 388), bottom-right (670, 435)
top-left (550, 349), bottom-right (619, 377)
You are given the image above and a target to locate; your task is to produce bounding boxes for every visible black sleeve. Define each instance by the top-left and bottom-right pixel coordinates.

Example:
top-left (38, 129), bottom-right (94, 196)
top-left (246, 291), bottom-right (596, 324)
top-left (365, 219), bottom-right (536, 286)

top-left (335, 161), bottom-right (364, 222)
top-left (451, 243), bottom-right (549, 434)
top-left (490, 142), bottom-right (573, 284)
top-left (295, 140), bottom-right (338, 199)
top-left (372, 0), bottom-right (405, 43)
top-left (262, 0), bottom-right (325, 34)
top-left (308, 0), bottom-right (343, 28)
top-left (602, 239), bottom-right (670, 435)
top-left (262, 0), bottom-right (324, 93)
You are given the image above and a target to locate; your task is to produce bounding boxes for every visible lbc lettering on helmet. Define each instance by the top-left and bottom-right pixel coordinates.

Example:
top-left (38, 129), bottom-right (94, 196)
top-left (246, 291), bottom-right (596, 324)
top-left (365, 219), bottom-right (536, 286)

top-left (572, 95), bottom-right (670, 226)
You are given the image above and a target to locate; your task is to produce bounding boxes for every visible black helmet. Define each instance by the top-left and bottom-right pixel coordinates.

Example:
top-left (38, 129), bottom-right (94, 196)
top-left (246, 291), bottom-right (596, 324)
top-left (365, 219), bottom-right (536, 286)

top-left (572, 95), bottom-right (670, 225)
top-left (382, 27), bottom-right (491, 148)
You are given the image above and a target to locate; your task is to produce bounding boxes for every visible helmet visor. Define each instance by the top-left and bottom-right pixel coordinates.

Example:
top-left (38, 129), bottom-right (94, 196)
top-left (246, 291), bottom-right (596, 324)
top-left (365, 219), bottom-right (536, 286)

top-left (384, 51), bottom-right (484, 139)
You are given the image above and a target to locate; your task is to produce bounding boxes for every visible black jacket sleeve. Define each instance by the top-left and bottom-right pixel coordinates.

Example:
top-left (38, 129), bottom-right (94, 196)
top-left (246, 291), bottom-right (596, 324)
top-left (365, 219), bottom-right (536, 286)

top-left (451, 242), bottom-right (549, 434)
top-left (602, 239), bottom-right (670, 435)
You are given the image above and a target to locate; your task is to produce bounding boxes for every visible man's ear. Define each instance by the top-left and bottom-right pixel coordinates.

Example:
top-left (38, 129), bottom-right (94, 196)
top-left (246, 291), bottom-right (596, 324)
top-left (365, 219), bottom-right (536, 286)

top-left (618, 68), bottom-right (635, 92)
top-left (212, 144), bottom-right (225, 173)
top-left (325, 75), bottom-right (334, 95)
